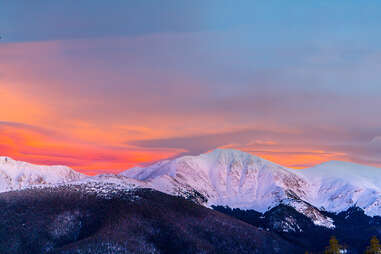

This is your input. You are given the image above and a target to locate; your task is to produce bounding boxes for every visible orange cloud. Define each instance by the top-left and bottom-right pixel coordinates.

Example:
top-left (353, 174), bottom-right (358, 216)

top-left (0, 87), bottom-right (46, 124)
top-left (1, 39), bottom-right (380, 172)
top-left (0, 122), bottom-right (184, 175)
top-left (219, 143), bottom-right (347, 168)
top-left (250, 150), bottom-right (348, 169)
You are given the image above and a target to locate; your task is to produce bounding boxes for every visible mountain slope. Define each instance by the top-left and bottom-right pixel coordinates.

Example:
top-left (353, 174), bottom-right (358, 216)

top-left (119, 149), bottom-right (335, 228)
top-left (214, 204), bottom-right (381, 253)
top-left (0, 183), bottom-right (302, 254)
top-left (119, 149), bottom-right (381, 227)
top-left (294, 160), bottom-right (381, 216)
top-left (0, 156), bottom-right (85, 192)
top-left (121, 149), bottom-right (309, 210)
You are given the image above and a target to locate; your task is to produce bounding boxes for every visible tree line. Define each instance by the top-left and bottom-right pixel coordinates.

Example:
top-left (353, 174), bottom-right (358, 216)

top-left (305, 236), bottom-right (381, 254)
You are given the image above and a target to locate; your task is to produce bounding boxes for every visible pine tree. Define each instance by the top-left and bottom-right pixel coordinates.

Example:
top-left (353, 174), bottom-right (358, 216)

top-left (365, 236), bottom-right (381, 254)
top-left (325, 236), bottom-right (343, 254)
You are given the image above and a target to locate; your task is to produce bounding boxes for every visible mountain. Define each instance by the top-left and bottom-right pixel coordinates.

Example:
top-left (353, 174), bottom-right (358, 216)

top-left (0, 183), bottom-right (302, 254)
top-left (293, 160), bottom-right (381, 216)
top-left (213, 204), bottom-right (381, 253)
top-left (119, 149), bottom-right (334, 228)
top-left (1, 150), bottom-right (381, 252)
top-left (2, 150), bottom-right (381, 224)
top-left (119, 149), bottom-right (381, 219)
top-left (120, 149), bottom-right (309, 210)
top-left (1, 150), bottom-right (381, 224)
top-left (0, 156), bottom-right (85, 192)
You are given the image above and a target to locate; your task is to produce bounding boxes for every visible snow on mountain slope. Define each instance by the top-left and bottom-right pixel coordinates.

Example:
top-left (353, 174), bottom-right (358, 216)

top-left (119, 149), bottom-right (336, 228)
top-left (121, 149), bottom-right (310, 211)
top-left (0, 156), bottom-right (85, 192)
top-left (293, 161), bottom-right (381, 216)
top-left (119, 149), bottom-right (381, 227)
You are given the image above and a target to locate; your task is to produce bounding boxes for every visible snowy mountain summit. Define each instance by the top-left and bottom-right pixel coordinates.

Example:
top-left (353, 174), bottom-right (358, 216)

top-left (121, 149), bottom-right (308, 211)
top-left (294, 160), bottom-right (381, 216)
top-left (0, 156), bottom-right (85, 192)
top-left (119, 149), bottom-right (381, 228)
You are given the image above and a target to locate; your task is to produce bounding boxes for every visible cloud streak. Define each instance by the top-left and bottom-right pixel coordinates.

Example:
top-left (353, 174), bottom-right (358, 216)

top-left (0, 121), bottom-right (183, 174)
top-left (130, 127), bottom-right (381, 168)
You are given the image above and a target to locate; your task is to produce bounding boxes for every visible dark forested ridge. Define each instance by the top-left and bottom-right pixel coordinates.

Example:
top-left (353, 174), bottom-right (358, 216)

top-left (0, 185), bottom-right (301, 254)
top-left (213, 205), bottom-right (381, 253)
top-left (2, 182), bottom-right (379, 254)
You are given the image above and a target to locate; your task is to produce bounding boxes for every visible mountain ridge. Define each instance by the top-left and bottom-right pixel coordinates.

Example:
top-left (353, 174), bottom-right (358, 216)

top-left (118, 149), bottom-right (381, 220)
top-left (1, 149), bottom-right (381, 224)
top-left (0, 156), bottom-right (85, 192)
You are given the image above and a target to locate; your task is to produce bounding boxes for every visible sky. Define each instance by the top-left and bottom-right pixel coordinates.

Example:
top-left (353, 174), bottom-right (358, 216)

top-left (1, 1), bottom-right (381, 174)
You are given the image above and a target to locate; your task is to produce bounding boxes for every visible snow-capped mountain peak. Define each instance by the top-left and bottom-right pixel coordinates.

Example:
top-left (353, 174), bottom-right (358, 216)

top-left (293, 160), bottom-right (381, 216)
top-left (0, 156), bottom-right (85, 192)
top-left (121, 149), bottom-right (309, 212)
top-left (118, 149), bottom-right (381, 227)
